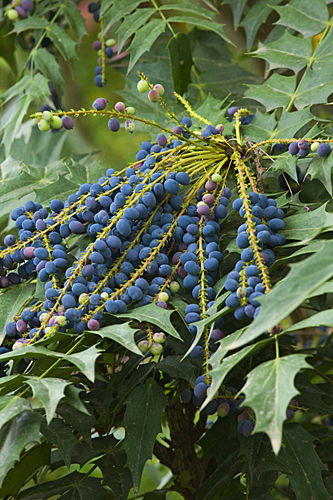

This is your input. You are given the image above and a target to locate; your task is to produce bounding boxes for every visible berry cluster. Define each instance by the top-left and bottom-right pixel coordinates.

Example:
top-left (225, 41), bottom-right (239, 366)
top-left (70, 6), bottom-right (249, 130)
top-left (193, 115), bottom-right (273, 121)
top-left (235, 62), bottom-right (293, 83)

top-left (227, 106), bottom-right (255, 125)
top-left (137, 79), bottom-right (165, 103)
top-left (6, 0), bottom-right (33, 21)
top-left (35, 110), bottom-right (74, 132)
top-left (289, 140), bottom-right (332, 158)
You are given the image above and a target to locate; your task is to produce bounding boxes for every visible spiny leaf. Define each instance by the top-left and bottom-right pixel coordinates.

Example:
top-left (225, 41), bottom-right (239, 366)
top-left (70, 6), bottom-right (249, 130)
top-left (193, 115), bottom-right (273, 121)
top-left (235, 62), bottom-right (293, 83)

top-left (121, 382), bottom-right (167, 494)
top-left (40, 418), bottom-right (78, 468)
top-left (34, 48), bottom-right (63, 96)
top-left (95, 449), bottom-right (132, 500)
top-left (25, 378), bottom-right (71, 424)
top-left (306, 153), bottom-right (333, 195)
top-left (294, 65), bottom-right (333, 110)
top-left (65, 345), bottom-right (101, 383)
top-left (0, 283), bottom-right (35, 345)
top-left (90, 321), bottom-right (142, 355)
top-left (0, 396), bottom-right (32, 429)
top-left (9, 17), bottom-right (49, 35)
top-left (251, 32), bottom-right (312, 74)
top-left (241, 354), bottom-right (310, 454)
top-left (167, 16), bottom-right (233, 46)
top-left (224, 0), bottom-right (247, 29)
top-left (313, 27), bottom-right (333, 70)
top-left (117, 8), bottom-right (155, 54)
top-left (241, 110), bottom-right (276, 142)
top-left (269, 155), bottom-right (298, 182)
top-left (274, 0), bottom-right (329, 38)
top-left (272, 108), bottom-right (314, 139)
top-left (240, 0), bottom-right (284, 51)
top-left (62, 0), bottom-right (88, 43)
top-left (282, 203), bottom-right (333, 241)
top-left (127, 19), bottom-right (166, 74)
top-left (47, 25), bottom-right (77, 62)
top-left (246, 73), bottom-right (296, 112)
top-left (101, 0), bottom-right (144, 35)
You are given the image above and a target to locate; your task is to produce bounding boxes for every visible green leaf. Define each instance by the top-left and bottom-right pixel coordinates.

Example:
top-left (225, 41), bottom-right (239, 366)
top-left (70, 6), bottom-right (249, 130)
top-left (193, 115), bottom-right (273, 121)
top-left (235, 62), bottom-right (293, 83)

top-left (251, 32), bottom-right (312, 74)
top-left (56, 404), bottom-right (95, 446)
top-left (157, 355), bottom-right (195, 384)
top-left (160, 3), bottom-right (216, 20)
top-left (62, 1), bottom-right (87, 43)
top-left (96, 449), bottom-right (132, 500)
top-left (294, 65), bottom-right (333, 110)
top-left (47, 25), bottom-right (77, 62)
top-left (127, 19), bottom-right (166, 74)
top-left (0, 24), bottom-right (17, 75)
top-left (66, 345), bottom-right (101, 382)
top-left (224, 0), bottom-right (247, 28)
top-left (0, 396), bottom-right (32, 429)
top-left (101, 0), bottom-right (144, 35)
top-left (283, 203), bottom-right (333, 241)
top-left (0, 283), bottom-right (35, 345)
top-left (246, 73), bottom-right (296, 112)
top-left (167, 16), bottom-right (232, 46)
top-left (122, 382), bottom-right (167, 494)
top-left (40, 418), bottom-right (78, 468)
top-left (9, 17), bottom-right (49, 34)
top-left (34, 174), bottom-right (80, 206)
top-left (240, 0), bottom-right (284, 51)
top-left (306, 153), bottom-right (333, 195)
top-left (119, 302), bottom-right (182, 340)
top-left (0, 442), bottom-right (51, 498)
top-left (272, 108), bottom-right (314, 139)
top-left (62, 385), bottom-right (91, 416)
top-left (241, 110), bottom-right (276, 142)
top-left (2, 95), bottom-right (33, 157)
top-left (0, 411), bottom-right (42, 487)
top-left (25, 377), bottom-right (71, 424)
top-left (274, 0), bottom-right (329, 38)
top-left (270, 155), bottom-right (298, 182)
top-left (117, 8), bottom-right (155, 54)
top-left (167, 32), bottom-right (193, 95)
top-left (34, 48), bottom-right (63, 96)
top-left (313, 27), bottom-right (333, 70)
top-left (228, 240), bottom-right (333, 350)
top-left (241, 354), bottom-right (310, 454)
top-left (284, 310), bottom-right (333, 334)
top-left (91, 321), bottom-right (142, 355)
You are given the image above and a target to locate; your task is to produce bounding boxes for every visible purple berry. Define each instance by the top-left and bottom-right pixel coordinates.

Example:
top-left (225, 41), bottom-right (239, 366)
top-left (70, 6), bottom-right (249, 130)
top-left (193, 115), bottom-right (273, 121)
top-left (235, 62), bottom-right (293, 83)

top-left (148, 90), bottom-right (159, 103)
top-left (288, 141), bottom-right (299, 155)
top-left (62, 116), bottom-right (74, 129)
top-left (93, 98), bottom-right (107, 111)
top-left (317, 143), bottom-right (332, 157)
top-left (87, 319), bottom-right (100, 331)
top-left (108, 118), bottom-right (120, 132)
top-left (115, 101), bottom-right (125, 112)
top-left (227, 106), bottom-right (239, 116)
top-left (92, 40), bottom-right (102, 51)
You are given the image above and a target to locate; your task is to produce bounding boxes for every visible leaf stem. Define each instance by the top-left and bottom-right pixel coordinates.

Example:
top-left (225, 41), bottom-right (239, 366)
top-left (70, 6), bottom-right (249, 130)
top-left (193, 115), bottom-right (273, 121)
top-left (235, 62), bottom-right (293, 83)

top-left (151, 0), bottom-right (176, 36)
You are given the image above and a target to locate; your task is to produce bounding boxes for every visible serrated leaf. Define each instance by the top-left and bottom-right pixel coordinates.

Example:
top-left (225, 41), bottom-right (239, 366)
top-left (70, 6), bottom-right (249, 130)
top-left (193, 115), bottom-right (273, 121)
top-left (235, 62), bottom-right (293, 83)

top-left (242, 110), bottom-right (276, 142)
top-left (2, 95), bottom-right (33, 157)
top-left (119, 302), bottom-right (182, 340)
top-left (167, 16), bottom-right (233, 46)
top-left (283, 203), bottom-right (333, 241)
top-left (41, 418), bottom-right (78, 468)
top-left (62, 385), bottom-right (91, 416)
top-left (9, 18), bottom-right (49, 35)
top-left (240, 0), bottom-right (284, 51)
top-left (157, 355), bottom-right (195, 384)
top-left (228, 240), bottom-right (333, 350)
top-left (313, 27), bottom-right (333, 70)
top-left (101, 0), bottom-right (144, 35)
top-left (167, 32), bottom-right (193, 95)
top-left (269, 155), bottom-right (298, 182)
top-left (272, 108), bottom-right (314, 139)
top-left (0, 411), bottom-right (42, 487)
top-left (0, 283), bottom-right (35, 345)
top-left (117, 8), bottom-right (155, 54)
top-left (306, 153), bottom-right (333, 195)
top-left (0, 345), bottom-right (62, 364)
top-left (66, 345), bottom-right (101, 383)
top-left (274, 0), bottom-right (329, 38)
top-left (284, 310), bottom-right (333, 334)
top-left (224, 0), bottom-right (247, 28)
top-left (252, 32), bottom-right (312, 74)
top-left (34, 174), bottom-right (82, 206)
top-left (160, 3), bottom-right (216, 20)
top-left (96, 449), bottom-right (132, 500)
top-left (241, 354), bottom-right (310, 454)
top-left (0, 75), bottom-right (30, 104)
top-left (34, 48), bottom-right (63, 96)
top-left (56, 404), bottom-right (95, 446)
top-left (294, 65), bottom-right (333, 110)
top-left (90, 321), bottom-right (142, 355)
top-left (122, 382), bottom-right (167, 494)
top-left (47, 25), bottom-right (77, 62)
top-left (25, 378), bottom-right (71, 424)
top-left (0, 396), bottom-right (32, 429)
top-left (127, 19), bottom-right (166, 74)
top-left (246, 73), bottom-right (296, 112)
top-left (62, 1), bottom-right (87, 43)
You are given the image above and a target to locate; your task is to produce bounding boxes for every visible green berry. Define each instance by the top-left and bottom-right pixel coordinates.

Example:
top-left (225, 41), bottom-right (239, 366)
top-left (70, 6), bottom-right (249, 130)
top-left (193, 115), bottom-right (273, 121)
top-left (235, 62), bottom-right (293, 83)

top-left (212, 173), bottom-right (222, 183)
top-left (38, 119), bottom-right (50, 132)
top-left (45, 327), bottom-right (53, 335)
top-left (217, 402), bottom-right (230, 417)
top-left (55, 316), bottom-right (67, 327)
top-left (13, 340), bottom-right (24, 350)
top-left (125, 106), bottom-right (136, 114)
top-left (137, 80), bottom-right (149, 93)
top-left (7, 9), bottom-right (19, 21)
top-left (150, 341), bottom-right (163, 356)
top-left (106, 38), bottom-right (116, 47)
top-left (169, 281), bottom-right (180, 293)
top-left (125, 119), bottom-right (135, 133)
top-left (97, 49), bottom-right (102, 56)
top-left (154, 84), bottom-right (165, 96)
top-left (293, 409), bottom-right (303, 423)
top-left (311, 141), bottom-right (320, 152)
top-left (158, 291), bottom-right (169, 302)
top-left (42, 110), bottom-right (53, 122)
top-left (153, 332), bottom-right (166, 344)
top-left (51, 116), bottom-right (62, 129)
top-left (79, 293), bottom-right (89, 304)
top-left (138, 340), bottom-right (150, 354)
top-left (101, 292), bottom-right (109, 300)
top-left (39, 312), bottom-right (49, 323)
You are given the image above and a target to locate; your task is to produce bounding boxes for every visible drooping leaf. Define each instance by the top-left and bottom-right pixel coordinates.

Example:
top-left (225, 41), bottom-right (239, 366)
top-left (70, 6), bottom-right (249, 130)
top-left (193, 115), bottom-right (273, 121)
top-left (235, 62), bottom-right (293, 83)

top-left (274, 0), bottom-right (329, 38)
top-left (91, 321), bottom-right (142, 355)
top-left (127, 19), bottom-right (166, 74)
top-left (117, 8), bottom-right (155, 54)
top-left (0, 411), bottom-right (42, 487)
top-left (241, 354), bottom-right (310, 454)
top-left (228, 240), bottom-right (333, 350)
top-left (272, 108), bottom-right (314, 139)
top-left (121, 382), bottom-right (167, 494)
top-left (241, 110), bottom-right (276, 142)
top-left (224, 0), bottom-right (247, 29)
top-left (62, 0), bottom-right (88, 43)
top-left (40, 418), bottom-right (78, 468)
top-left (34, 48), bottom-right (63, 96)
top-left (25, 377), bottom-right (71, 424)
top-left (0, 396), bottom-right (32, 429)
top-left (251, 32), bottom-right (312, 74)
top-left (240, 0), bottom-right (284, 51)
top-left (246, 73), bottom-right (296, 112)
top-left (167, 32), bottom-right (193, 95)
top-left (96, 449), bottom-right (132, 500)
top-left (0, 283), bottom-right (35, 345)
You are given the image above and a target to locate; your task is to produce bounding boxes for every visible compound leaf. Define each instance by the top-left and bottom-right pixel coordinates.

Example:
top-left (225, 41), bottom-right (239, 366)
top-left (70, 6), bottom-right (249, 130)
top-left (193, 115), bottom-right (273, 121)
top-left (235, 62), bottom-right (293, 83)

top-left (274, 0), bottom-right (329, 38)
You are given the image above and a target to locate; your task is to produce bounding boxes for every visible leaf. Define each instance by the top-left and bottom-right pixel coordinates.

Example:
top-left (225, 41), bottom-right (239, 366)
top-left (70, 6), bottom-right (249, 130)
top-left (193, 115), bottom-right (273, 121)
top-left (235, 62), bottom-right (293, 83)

top-left (62, 385), bottom-right (91, 416)
top-left (96, 449), bottom-right (132, 500)
top-left (0, 396), bottom-right (32, 429)
top-left (91, 321), bottom-right (142, 355)
top-left (241, 354), bottom-right (310, 454)
top-left (167, 16), bottom-right (232, 46)
top-left (101, 0), bottom-right (144, 35)
top-left (34, 48), bottom-right (63, 96)
top-left (157, 355), bottom-right (195, 384)
top-left (41, 418), bottom-right (78, 468)
top-left (62, 1), bottom-right (87, 43)
top-left (274, 0), bottom-right (329, 38)
top-left (0, 411), bottom-right (42, 487)
top-left (0, 24), bottom-right (16, 75)
top-left (9, 17), bottom-right (49, 34)
top-left (251, 32), bottom-right (312, 74)
top-left (246, 73), bottom-right (296, 112)
top-left (56, 404), bottom-right (95, 446)
top-left (313, 27), bottom-right (333, 70)
top-left (34, 174), bottom-right (80, 206)
top-left (65, 345), bottom-right (101, 383)
top-left (294, 65), bottom-right (333, 110)
top-left (121, 382), bottom-right (167, 494)
top-left (119, 302), bottom-right (182, 340)
top-left (167, 32), bottom-right (193, 95)
top-left (228, 240), bottom-right (333, 350)
top-left (0, 442), bottom-right (51, 498)
top-left (47, 25), bottom-right (77, 62)
top-left (283, 203), bottom-right (333, 241)
top-left (117, 8), bottom-right (155, 54)
top-left (240, 0), bottom-right (284, 51)
top-left (284, 310), bottom-right (333, 334)
top-left (160, 3), bottom-right (216, 20)
top-left (306, 153), bottom-right (333, 195)
top-left (25, 377), bottom-right (71, 424)
top-left (272, 108), bottom-right (314, 139)
top-left (241, 110), bottom-right (276, 142)
top-left (0, 345), bottom-right (61, 364)
top-left (0, 283), bottom-right (35, 345)
top-left (270, 155), bottom-right (298, 182)
top-left (127, 19), bottom-right (166, 74)
top-left (2, 95), bottom-right (33, 157)
top-left (224, 0), bottom-right (247, 28)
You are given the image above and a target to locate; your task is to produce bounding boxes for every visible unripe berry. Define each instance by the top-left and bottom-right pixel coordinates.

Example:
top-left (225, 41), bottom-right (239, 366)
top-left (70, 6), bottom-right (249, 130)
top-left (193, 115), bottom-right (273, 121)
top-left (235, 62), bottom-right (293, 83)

top-left (150, 341), bottom-right (163, 355)
top-left (55, 316), bottom-right (67, 327)
top-left (169, 281), bottom-right (180, 293)
top-left (42, 110), bottom-right (53, 122)
top-left (216, 124), bottom-right (224, 134)
top-left (217, 402), bottom-right (230, 417)
top-left (293, 409), bottom-right (303, 423)
top-left (39, 312), bottom-right (49, 323)
top-left (125, 119), bottom-right (135, 133)
top-left (106, 38), bottom-right (116, 47)
top-left (137, 80), bottom-right (149, 93)
top-left (148, 90), bottom-right (159, 103)
top-left (50, 116), bottom-right (62, 129)
top-left (138, 340), bottom-right (150, 354)
top-left (125, 106), bottom-right (136, 114)
top-left (205, 180), bottom-right (217, 192)
top-left (7, 9), bottom-right (19, 21)
top-left (38, 119), bottom-right (50, 132)
top-left (154, 84), bottom-right (165, 96)
top-left (115, 101), bottom-right (125, 112)
top-left (45, 327), bottom-right (53, 334)
top-left (153, 332), bottom-right (166, 344)
top-left (13, 340), bottom-right (24, 351)
top-left (79, 293), bottom-right (89, 304)
top-left (101, 292), bottom-right (109, 300)
top-left (311, 141), bottom-right (320, 152)
top-left (158, 291), bottom-right (169, 302)
top-left (212, 173), bottom-right (222, 183)
top-left (92, 98), bottom-right (107, 111)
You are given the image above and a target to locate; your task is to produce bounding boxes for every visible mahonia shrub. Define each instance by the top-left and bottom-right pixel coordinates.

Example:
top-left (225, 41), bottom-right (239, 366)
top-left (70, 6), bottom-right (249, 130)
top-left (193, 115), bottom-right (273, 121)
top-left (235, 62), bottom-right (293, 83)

top-left (1, 1), bottom-right (333, 499)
